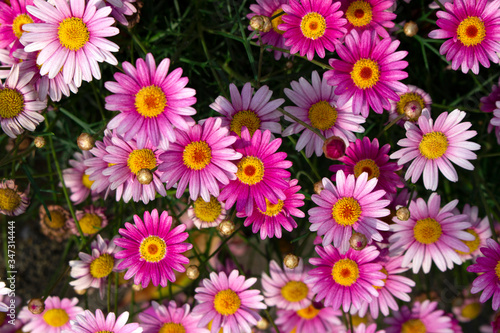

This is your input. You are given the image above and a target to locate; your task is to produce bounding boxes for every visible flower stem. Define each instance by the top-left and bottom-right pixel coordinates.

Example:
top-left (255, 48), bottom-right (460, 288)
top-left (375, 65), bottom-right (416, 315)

top-left (278, 108), bottom-right (326, 141)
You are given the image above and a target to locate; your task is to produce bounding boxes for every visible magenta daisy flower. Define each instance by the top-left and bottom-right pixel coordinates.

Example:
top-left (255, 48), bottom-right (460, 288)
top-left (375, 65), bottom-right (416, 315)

top-left (309, 171), bottom-right (390, 253)
top-left (97, 0), bottom-right (137, 26)
top-left (329, 137), bottom-right (403, 195)
top-left (66, 309), bottom-right (142, 333)
top-left (237, 178), bottom-right (304, 239)
top-left (21, 0), bottom-right (119, 87)
top-left (305, 245), bottom-right (386, 311)
top-left (428, 0), bottom-right (500, 74)
top-left (384, 300), bottom-right (453, 333)
top-left (62, 150), bottom-right (100, 205)
top-left (105, 53), bottom-right (196, 150)
top-left (0, 0), bottom-right (39, 53)
top-left (453, 204), bottom-right (492, 261)
top-left (0, 179), bottom-right (30, 216)
top-left (480, 77), bottom-right (500, 144)
top-left (209, 82), bottom-right (283, 137)
top-left (218, 128), bottom-right (292, 216)
top-left (188, 195), bottom-right (226, 229)
top-left (388, 84), bottom-right (432, 126)
top-left (192, 270), bottom-right (266, 333)
top-left (158, 117), bottom-right (242, 202)
top-left (279, 0), bottom-right (347, 60)
top-left (139, 300), bottom-right (207, 333)
top-left (390, 109), bottom-right (481, 191)
top-left (282, 70), bottom-right (366, 158)
top-left (275, 304), bottom-right (343, 333)
top-left (67, 205), bottom-right (108, 237)
top-left (114, 209), bottom-right (193, 288)
top-left (339, 0), bottom-right (396, 38)
top-left (389, 193), bottom-right (474, 273)
top-left (325, 29), bottom-right (408, 117)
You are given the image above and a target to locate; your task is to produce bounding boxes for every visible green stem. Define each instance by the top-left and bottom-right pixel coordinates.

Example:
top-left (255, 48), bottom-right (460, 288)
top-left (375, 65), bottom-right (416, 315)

top-left (278, 108), bottom-right (326, 141)
top-left (265, 309), bottom-right (280, 333)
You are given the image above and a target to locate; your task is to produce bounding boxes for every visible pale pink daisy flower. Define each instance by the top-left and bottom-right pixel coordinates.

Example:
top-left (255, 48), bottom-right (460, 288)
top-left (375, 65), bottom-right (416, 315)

top-left (187, 195), bottom-right (226, 229)
top-left (453, 204), bottom-right (492, 262)
top-left (62, 150), bottom-right (100, 205)
top-left (388, 84), bottom-right (432, 126)
top-left (390, 109), bottom-right (481, 191)
top-left (339, 0), bottom-right (396, 38)
top-left (84, 129), bottom-right (115, 197)
top-left (21, 0), bottom-right (119, 87)
top-left (66, 309), bottom-right (142, 333)
top-left (96, 0), bottom-right (137, 26)
top-left (452, 290), bottom-right (482, 322)
top-left (384, 300), bottom-right (453, 333)
top-left (0, 282), bottom-right (10, 312)
top-left (0, 0), bottom-right (39, 53)
top-left (139, 300), bottom-right (208, 333)
top-left (66, 205), bottom-right (108, 236)
top-left (0, 179), bottom-right (30, 216)
top-left (490, 107), bottom-right (500, 144)
top-left (275, 304), bottom-right (344, 333)
top-left (480, 77), bottom-right (500, 144)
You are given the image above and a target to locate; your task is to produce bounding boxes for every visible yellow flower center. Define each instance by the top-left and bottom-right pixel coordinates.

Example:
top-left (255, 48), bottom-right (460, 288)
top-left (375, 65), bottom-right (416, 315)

top-left (193, 196), bottom-right (222, 223)
top-left (373, 267), bottom-right (388, 290)
top-left (140, 235), bottom-right (166, 262)
top-left (0, 188), bottom-right (21, 211)
top-left (496, 261), bottom-right (500, 280)
top-left (351, 314), bottom-right (368, 326)
top-left (419, 132), bottom-right (448, 160)
top-left (345, 0), bottom-right (373, 27)
top-left (401, 319), bottom-right (426, 333)
top-left (183, 141), bottom-right (212, 170)
top-left (296, 304), bottom-right (320, 319)
top-left (271, 9), bottom-right (286, 35)
top-left (461, 302), bottom-right (481, 320)
top-left (280, 281), bottom-right (309, 302)
top-left (230, 110), bottom-right (261, 137)
top-left (353, 159), bottom-right (380, 180)
top-left (135, 85), bottom-right (167, 118)
top-left (159, 323), bottom-right (186, 333)
top-left (236, 156), bottom-right (265, 185)
top-left (44, 211), bottom-right (65, 229)
top-left (413, 218), bottom-right (442, 244)
top-left (300, 12), bottom-right (326, 40)
top-left (12, 14), bottom-right (33, 38)
top-left (43, 309), bottom-right (69, 327)
top-left (457, 16), bottom-right (486, 47)
top-left (213, 289), bottom-right (241, 316)
top-left (58, 17), bottom-right (89, 51)
top-left (351, 58), bottom-right (380, 89)
top-left (79, 213), bottom-right (103, 235)
top-left (331, 258), bottom-right (359, 286)
top-left (396, 93), bottom-right (425, 121)
top-left (259, 198), bottom-right (284, 217)
top-left (0, 88), bottom-right (24, 119)
top-left (332, 197), bottom-right (362, 226)
top-left (456, 229), bottom-right (480, 255)
top-left (308, 101), bottom-right (338, 130)
top-left (81, 174), bottom-right (94, 189)
top-left (127, 149), bottom-right (157, 175)
top-left (89, 253), bottom-right (114, 279)
top-left (0, 312), bottom-right (6, 326)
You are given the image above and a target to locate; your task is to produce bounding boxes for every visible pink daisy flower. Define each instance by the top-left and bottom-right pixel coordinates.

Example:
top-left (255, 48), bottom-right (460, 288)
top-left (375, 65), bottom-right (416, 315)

top-left (428, 0), bottom-right (500, 74)
top-left (279, 0), bottom-right (347, 60)
top-left (66, 309), bottom-right (142, 333)
top-left (18, 296), bottom-right (83, 333)
top-left (390, 109), bottom-right (481, 191)
top-left (309, 171), bottom-right (390, 253)
top-left (325, 29), bottom-right (408, 117)
top-left (62, 150), bottom-right (100, 205)
top-left (114, 209), bottom-right (193, 288)
top-left (453, 204), bottom-right (492, 261)
top-left (192, 270), bottom-right (266, 333)
top-left (209, 82), bottom-right (283, 137)
top-left (0, 0), bottom-right (39, 53)
top-left (339, 0), bottom-right (396, 38)
top-left (329, 137), bottom-right (404, 195)
top-left (389, 193), bottom-right (474, 274)
top-left (451, 290), bottom-right (482, 322)
top-left (97, 0), bottom-right (137, 26)
top-left (66, 205), bottom-right (108, 236)
top-left (261, 259), bottom-right (314, 311)
top-left (139, 300), bottom-right (208, 333)
top-left (0, 179), bottom-right (30, 216)
top-left (282, 70), bottom-right (366, 158)
top-left (0, 282), bottom-right (10, 312)
top-left (384, 300), bottom-right (453, 333)
top-left (275, 304), bottom-right (343, 333)
top-left (187, 195), bottom-right (226, 229)
top-left (105, 53), bottom-right (196, 150)
top-left (158, 117), bottom-right (242, 202)
top-left (218, 128), bottom-right (292, 216)
top-left (480, 77), bottom-right (500, 143)
top-left (388, 84), bottom-right (432, 126)
top-left (490, 107), bottom-right (500, 144)
top-left (305, 245), bottom-right (386, 311)
top-left (84, 129), bottom-right (114, 197)
top-left (237, 178), bottom-right (304, 239)
top-left (347, 323), bottom-right (385, 333)
top-left (21, 0), bottom-right (119, 87)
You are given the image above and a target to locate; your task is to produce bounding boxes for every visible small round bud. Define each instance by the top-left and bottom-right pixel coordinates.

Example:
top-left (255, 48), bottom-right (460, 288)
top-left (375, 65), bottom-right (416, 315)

top-left (284, 253), bottom-right (299, 269)
top-left (403, 101), bottom-right (423, 121)
top-left (396, 206), bottom-right (410, 221)
top-left (314, 181), bottom-right (324, 195)
top-left (28, 298), bottom-right (45, 314)
top-left (77, 133), bottom-right (95, 151)
top-left (132, 284), bottom-right (143, 291)
top-left (137, 168), bottom-right (153, 185)
top-left (256, 318), bottom-right (270, 330)
top-left (285, 61), bottom-right (293, 70)
top-left (186, 265), bottom-right (200, 280)
top-left (323, 136), bottom-right (346, 160)
top-left (349, 232), bottom-right (368, 251)
top-left (218, 220), bottom-right (235, 236)
top-left (250, 15), bottom-right (271, 32)
top-left (403, 21), bottom-right (418, 37)
top-left (34, 136), bottom-right (46, 148)
top-left (74, 288), bottom-right (86, 295)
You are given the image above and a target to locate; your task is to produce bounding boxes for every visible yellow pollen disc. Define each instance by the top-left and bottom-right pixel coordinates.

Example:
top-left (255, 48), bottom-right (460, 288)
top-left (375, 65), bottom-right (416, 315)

top-left (345, 0), bottom-right (373, 27)
top-left (12, 14), bottom-right (33, 38)
top-left (373, 267), bottom-right (388, 290)
top-left (353, 159), bottom-right (380, 180)
top-left (308, 101), bottom-right (338, 130)
top-left (0, 188), bottom-right (21, 211)
top-left (396, 93), bottom-right (425, 121)
top-left (259, 198), bottom-right (284, 217)
top-left (44, 211), bottom-right (65, 229)
top-left (271, 9), bottom-right (286, 35)
top-left (230, 110), bottom-right (261, 137)
top-left (457, 16), bottom-right (486, 47)
top-left (140, 235), bottom-right (167, 263)
top-left (89, 253), bottom-right (114, 279)
top-left (296, 304), bottom-right (320, 319)
top-left (43, 309), bottom-right (69, 327)
top-left (135, 85), bottom-right (167, 118)
top-left (331, 258), bottom-right (360, 286)
top-left (183, 141), bottom-right (212, 170)
top-left (496, 261), bottom-right (500, 280)
top-left (456, 229), bottom-right (480, 255)
top-left (81, 174), bottom-right (94, 189)
top-left (413, 218), bottom-right (442, 244)
top-left (351, 314), bottom-right (368, 326)
top-left (401, 319), bottom-right (426, 333)
top-left (79, 213), bottom-right (103, 235)
top-left (461, 302), bottom-right (481, 320)
top-left (193, 196), bottom-right (222, 222)
top-left (280, 281), bottom-right (309, 302)
top-left (332, 197), bottom-right (362, 226)
top-left (213, 289), bottom-right (241, 316)
top-left (0, 88), bottom-right (24, 119)
top-left (418, 131), bottom-right (448, 160)
top-left (58, 17), bottom-right (89, 51)
top-left (300, 12), bottom-right (326, 40)
top-left (159, 323), bottom-right (187, 333)
top-left (350, 58), bottom-right (380, 89)
top-left (236, 156), bottom-right (265, 185)
top-left (127, 149), bottom-right (157, 175)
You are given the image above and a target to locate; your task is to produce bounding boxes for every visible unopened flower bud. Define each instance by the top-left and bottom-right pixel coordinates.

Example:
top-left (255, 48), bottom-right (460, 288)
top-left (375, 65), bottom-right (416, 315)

top-left (349, 232), bottom-right (367, 251)
top-left (218, 220), bottom-right (235, 236)
top-left (404, 21), bottom-right (418, 37)
top-left (186, 265), bottom-right (200, 280)
top-left (404, 101), bottom-right (423, 121)
top-left (250, 15), bottom-right (271, 32)
top-left (34, 136), bottom-right (46, 148)
top-left (314, 181), bottom-right (324, 195)
top-left (137, 168), bottom-right (153, 185)
top-left (132, 284), bottom-right (143, 291)
top-left (28, 298), bottom-right (45, 314)
top-left (74, 288), bottom-right (86, 295)
top-left (285, 61), bottom-right (293, 70)
top-left (323, 136), bottom-right (346, 160)
top-left (256, 318), bottom-right (270, 330)
top-left (284, 253), bottom-right (299, 269)
top-left (77, 133), bottom-right (95, 151)
top-left (396, 206), bottom-right (410, 221)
